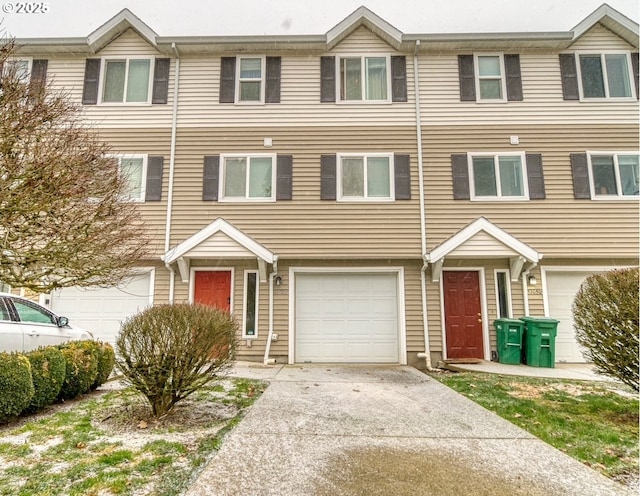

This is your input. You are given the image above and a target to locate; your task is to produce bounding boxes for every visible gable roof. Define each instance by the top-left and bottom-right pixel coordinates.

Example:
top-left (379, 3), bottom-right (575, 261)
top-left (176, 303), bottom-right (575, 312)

top-left (14, 3), bottom-right (638, 56)
top-left (426, 217), bottom-right (542, 264)
top-left (572, 3), bottom-right (639, 46)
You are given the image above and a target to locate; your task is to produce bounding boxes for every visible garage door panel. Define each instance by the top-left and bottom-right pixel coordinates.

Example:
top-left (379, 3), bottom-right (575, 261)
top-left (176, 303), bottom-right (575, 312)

top-left (546, 271), bottom-right (602, 363)
top-left (295, 272), bottom-right (400, 363)
top-left (50, 273), bottom-right (152, 347)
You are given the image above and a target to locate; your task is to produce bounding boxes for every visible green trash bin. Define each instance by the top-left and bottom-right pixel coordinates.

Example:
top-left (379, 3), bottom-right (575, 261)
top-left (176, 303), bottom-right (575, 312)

top-left (494, 318), bottom-right (525, 365)
top-left (520, 317), bottom-right (559, 368)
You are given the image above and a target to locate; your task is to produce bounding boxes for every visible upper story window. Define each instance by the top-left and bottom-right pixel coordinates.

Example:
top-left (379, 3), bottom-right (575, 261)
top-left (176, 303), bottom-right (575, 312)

top-left (339, 56), bottom-right (389, 102)
top-left (458, 54), bottom-right (523, 102)
top-left (114, 155), bottom-right (148, 201)
top-left (219, 56), bottom-right (281, 105)
top-left (82, 57), bottom-right (170, 106)
top-left (3, 58), bottom-right (32, 81)
top-left (220, 154), bottom-right (276, 202)
top-left (474, 54), bottom-right (506, 101)
top-left (469, 152), bottom-right (529, 200)
top-left (338, 153), bottom-right (394, 200)
top-left (320, 55), bottom-right (407, 103)
top-left (588, 152), bottom-right (639, 198)
top-left (237, 57), bottom-right (264, 103)
top-left (101, 58), bottom-right (152, 104)
top-left (577, 53), bottom-right (634, 99)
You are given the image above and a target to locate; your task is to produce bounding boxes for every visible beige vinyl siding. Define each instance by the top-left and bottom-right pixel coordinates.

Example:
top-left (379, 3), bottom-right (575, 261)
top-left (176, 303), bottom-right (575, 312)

top-left (43, 30), bottom-right (175, 128)
top-left (423, 124), bottom-right (639, 258)
top-left (419, 26), bottom-right (638, 125)
top-left (96, 129), bottom-right (172, 257)
top-left (177, 27), bottom-right (415, 127)
top-left (169, 126), bottom-right (421, 258)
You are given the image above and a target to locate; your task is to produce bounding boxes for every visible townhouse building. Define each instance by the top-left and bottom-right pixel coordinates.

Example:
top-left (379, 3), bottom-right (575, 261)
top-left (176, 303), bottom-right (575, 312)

top-left (13, 4), bottom-right (639, 367)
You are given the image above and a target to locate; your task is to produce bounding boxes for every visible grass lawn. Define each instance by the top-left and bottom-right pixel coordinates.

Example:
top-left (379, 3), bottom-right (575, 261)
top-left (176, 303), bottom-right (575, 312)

top-left (430, 372), bottom-right (639, 486)
top-left (0, 377), bottom-right (266, 496)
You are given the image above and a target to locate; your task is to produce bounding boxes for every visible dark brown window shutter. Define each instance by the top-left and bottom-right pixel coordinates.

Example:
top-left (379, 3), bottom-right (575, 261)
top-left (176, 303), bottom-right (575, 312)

top-left (451, 154), bottom-right (470, 200)
top-left (570, 153), bottom-right (591, 199)
top-left (559, 54), bottom-right (579, 100)
top-left (30, 59), bottom-right (48, 86)
top-left (394, 154), bottom-right (411, 200)
top-left (219, 57), bottom-right (236, 103)
top-left (203, 156), bottom-right (220, 201)
top-left (504, 54), bottom-right (523, 101)
top-left (458, 55), bottom-right (476, 102)
top-left (391, 56), bottom-right (407, 102)
top-left (82, 59), bottom-right (101, 105)
top-left (320, 56), bottom-right (336, 103)
top-left (152, 58), bottom-right (170, 104)
top-left (276, 154), bottom-right (293, 200)
top-left (631, 53), bottom-right (639, 100)
top-left (145, 156), bottom-right (164, 201)
top-left (320, 154), bottom-right (337, 200)
top-left (265, 57), bottom-right (281, 104)
top-left (525, 154), bottom-right (545, 199)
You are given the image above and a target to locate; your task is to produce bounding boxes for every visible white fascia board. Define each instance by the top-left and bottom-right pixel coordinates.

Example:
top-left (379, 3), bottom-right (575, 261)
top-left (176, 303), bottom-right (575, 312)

top-left (326, 6), bottom-right (403, 50)
top-left (163, 218), bottom-right (275, 265)
top-left (87, 8), bottom-right (159, 52)
top-left (571, 4), bottom-right (639, 47)
top-left (426, 217), bottom-right (542, 264)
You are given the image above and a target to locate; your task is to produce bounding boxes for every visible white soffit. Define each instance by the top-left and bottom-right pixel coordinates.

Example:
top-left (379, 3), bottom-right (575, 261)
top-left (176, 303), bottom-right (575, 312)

top-left (163, 218), bottom-right (275, 265)
top-left (426, 217), bottom-right (542, 264)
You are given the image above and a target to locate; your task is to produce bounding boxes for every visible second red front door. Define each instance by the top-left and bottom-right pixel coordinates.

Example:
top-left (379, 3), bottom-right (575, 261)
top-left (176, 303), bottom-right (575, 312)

top-left (443, 270), bottom-right (484, 359)
top-left (194, 271), bottom-right (232, 312)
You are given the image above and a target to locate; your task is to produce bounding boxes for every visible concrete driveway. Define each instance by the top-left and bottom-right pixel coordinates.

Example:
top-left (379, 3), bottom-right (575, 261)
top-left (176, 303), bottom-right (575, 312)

top-left (186, 364), bottom-right (633, 496)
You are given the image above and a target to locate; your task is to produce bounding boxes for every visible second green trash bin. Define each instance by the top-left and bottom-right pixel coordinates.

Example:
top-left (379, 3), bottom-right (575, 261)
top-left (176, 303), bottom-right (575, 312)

top-left (494, 318), bottom-right (525, 365)
top-left (520, 316), bottom-right (559, 368)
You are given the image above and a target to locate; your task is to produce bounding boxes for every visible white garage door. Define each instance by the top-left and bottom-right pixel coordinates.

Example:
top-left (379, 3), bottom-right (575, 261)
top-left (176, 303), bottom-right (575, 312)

top-left (545, 270), bottom-right (602, 363)
top-left (295, 272), bottom-right (399, 363)
top-left (50, 272), bottom-right (153, 347)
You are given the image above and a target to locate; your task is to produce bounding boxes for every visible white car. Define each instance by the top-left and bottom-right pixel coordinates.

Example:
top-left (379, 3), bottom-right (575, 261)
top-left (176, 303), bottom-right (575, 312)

top-left (0, 293), bottom-right (93, 353)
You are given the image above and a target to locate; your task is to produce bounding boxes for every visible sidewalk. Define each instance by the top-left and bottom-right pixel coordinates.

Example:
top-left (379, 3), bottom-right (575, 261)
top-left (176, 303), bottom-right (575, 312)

top-left (439, 360), bottom-right (614, 381)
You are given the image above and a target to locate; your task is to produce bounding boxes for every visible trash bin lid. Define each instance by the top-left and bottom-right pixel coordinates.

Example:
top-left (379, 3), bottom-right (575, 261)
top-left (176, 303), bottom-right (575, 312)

top-left (520, 316), bottom-right (560, 324)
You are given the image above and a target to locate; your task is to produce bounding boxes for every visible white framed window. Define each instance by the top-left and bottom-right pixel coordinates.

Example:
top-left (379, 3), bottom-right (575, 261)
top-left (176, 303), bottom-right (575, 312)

top-left (3, 58), bottom-right (32, 82)
top-left (494, 270), bottom-right (512, 319)
top-left (588, 152), bottom-right (639, 199)
top-left (242, 270), bottom-right (259, 339)
top-left (338, 55), bottom-right (390, 102)
top-left (338, 153), bottom-right (394, 201)
top-left (219, 154), bottom-right (276, 202)
top-left (468, 152), bottom-right (529, 201)
top-left (99, 57), bottom-right (153, 104)
top-left (576, 52), bottom-right (635, 100)
top-left (111, 155), bottom-right (148, 201)
top-left (236, 56), bottom-right (265, 103)
top-left (474, 54), bottom-right (507, 102)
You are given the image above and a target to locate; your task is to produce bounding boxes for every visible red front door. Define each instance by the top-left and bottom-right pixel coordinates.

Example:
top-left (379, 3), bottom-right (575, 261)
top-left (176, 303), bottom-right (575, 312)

top-left (443, 270), bottom-right (484, 359)
top-left (194, 271), bottom-right (232, 312)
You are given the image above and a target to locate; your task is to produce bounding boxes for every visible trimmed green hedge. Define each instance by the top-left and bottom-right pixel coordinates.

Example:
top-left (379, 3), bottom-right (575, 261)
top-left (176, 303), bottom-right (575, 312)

top-left (24, 347), bottom-right (66, 413)
top-left (57, 340), bottom-right (99, 400)
top-left (91, 342), bottom-right (115, 390)
top-left (0, 353), bottom-right (34, 422)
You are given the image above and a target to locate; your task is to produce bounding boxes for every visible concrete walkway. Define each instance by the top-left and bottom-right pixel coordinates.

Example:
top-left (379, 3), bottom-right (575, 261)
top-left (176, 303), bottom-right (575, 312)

top-left (186, 364), bottom-right (633, 496)
top-left (440, 360), bottom-right (615, 381)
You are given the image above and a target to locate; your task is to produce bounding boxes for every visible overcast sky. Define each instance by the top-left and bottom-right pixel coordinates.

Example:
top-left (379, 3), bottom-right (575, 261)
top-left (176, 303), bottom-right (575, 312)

top-left (1, 0), bottom-right (638, 38)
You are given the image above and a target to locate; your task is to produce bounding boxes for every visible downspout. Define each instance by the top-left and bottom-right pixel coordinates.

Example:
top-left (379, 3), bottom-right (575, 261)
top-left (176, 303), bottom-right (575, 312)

top-left (164, 44), bottom-right (180, 304)
top-left (263, 256), bottom-right (279, 365)
top-left (413, 40), bottom-right (435, 371)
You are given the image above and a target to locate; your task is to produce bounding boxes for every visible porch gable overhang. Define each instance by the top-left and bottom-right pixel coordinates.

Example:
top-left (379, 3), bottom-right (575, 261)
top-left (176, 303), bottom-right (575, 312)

top-left (162, 218), bottom-right (276, 283)
top-left (425, 217), bottom-right (543, 282)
